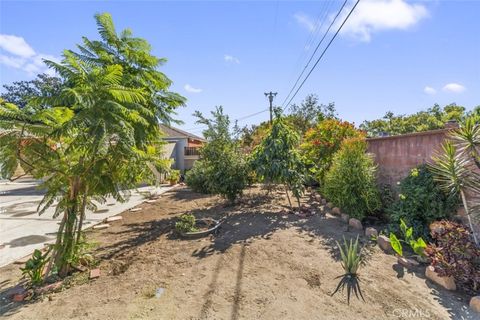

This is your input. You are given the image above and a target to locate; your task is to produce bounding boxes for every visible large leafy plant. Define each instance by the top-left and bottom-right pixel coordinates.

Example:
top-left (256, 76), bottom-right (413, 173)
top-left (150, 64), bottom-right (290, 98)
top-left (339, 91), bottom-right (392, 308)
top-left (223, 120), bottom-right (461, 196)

top-left (250, 109), bottom-right (305, 209)
top-left (389, 219), bottom-right (427, 258)
top-left (386, 165), bottom-right (458, 239)
top-left (0, 13), bottom-right (184, 277)
top-left (323, 137), bottom-right (381, 220)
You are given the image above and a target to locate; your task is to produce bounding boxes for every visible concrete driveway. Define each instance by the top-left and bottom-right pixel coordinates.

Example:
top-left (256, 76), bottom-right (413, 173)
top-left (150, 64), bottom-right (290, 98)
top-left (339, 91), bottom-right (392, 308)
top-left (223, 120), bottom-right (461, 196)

top-left (0, 178), bottom-right (174, 267)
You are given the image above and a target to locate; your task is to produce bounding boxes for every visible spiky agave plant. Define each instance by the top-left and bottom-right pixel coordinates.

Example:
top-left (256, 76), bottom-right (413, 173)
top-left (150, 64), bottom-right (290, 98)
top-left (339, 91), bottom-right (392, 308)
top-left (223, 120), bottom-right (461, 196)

top-left (331, 236), bottom-right (365, 304)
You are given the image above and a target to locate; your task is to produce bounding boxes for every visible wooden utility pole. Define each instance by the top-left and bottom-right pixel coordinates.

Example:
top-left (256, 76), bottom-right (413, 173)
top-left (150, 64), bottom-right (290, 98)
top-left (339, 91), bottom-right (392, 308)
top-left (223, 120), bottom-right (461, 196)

top-left (264, 91), bottom-right (277, 124)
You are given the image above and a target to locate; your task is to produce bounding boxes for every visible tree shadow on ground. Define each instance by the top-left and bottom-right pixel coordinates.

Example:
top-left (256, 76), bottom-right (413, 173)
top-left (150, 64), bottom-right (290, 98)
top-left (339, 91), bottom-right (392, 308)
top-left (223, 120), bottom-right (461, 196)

top-left (428, 283), bottom-right (476, 319)
top-left (96, 216), bottom-right (178, 261)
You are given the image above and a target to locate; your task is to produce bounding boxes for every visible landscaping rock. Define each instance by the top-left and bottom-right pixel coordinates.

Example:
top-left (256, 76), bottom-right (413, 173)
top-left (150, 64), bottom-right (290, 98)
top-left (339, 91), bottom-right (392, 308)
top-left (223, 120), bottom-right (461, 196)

top-left (332, 207), bottom-right (341, 215)
top-left (348, 218), bottom-right (363, 230)
top-left (93, 224), bottom-right (110, 230)
top-left (5, 285), bottom-right (26, 299)
top-left (105, 216), bottom-right (123, 223)
top-left (425, 266), bottom-right (456, 291)
top-left (326, 202), bottom-right (333, 209)
top-left (145, 199), bottom-right (157, 204)
top-left (12, 292), bottom-right (28, 302)
top-left (89, 268), bottom-right (101, 279)
top-left (377, 235), bottom-right (392, 253)
top-left (470, 296), bottom-right (480, 313)
top-left (321, 199), bottom-right (327, 205)
top-left (365, 227), bottom-right (378, 238)
top-left (130, 208), bottom-right (142, 212)
top-left (398, 257), bottom-right (419, 269)
top-left (341, 213), bottom-right (349, 223)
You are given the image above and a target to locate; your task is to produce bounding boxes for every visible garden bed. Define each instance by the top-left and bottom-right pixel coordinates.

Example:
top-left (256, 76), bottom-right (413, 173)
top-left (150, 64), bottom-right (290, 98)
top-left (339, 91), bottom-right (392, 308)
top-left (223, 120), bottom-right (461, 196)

top-left (0, 186), bottom-right (475, 319)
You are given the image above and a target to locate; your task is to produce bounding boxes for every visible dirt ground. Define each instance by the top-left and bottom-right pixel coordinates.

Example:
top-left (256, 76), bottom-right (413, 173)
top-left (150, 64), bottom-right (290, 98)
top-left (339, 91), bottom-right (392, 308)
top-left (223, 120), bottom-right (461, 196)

top-left (0, 186), bottom-right (476, 320)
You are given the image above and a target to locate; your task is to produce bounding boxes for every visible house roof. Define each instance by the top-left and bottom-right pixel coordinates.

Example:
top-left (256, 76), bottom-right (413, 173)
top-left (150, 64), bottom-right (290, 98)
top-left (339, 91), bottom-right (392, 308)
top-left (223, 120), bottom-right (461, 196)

top-left (159, 124), bottom-right (205, 142)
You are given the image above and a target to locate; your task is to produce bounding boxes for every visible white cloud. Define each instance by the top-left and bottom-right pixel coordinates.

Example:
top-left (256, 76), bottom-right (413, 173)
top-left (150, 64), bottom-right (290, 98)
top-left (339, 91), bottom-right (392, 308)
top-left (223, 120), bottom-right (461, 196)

top-left (0, 34), bottom-right (36, 58)
top-left (0, 34), bottom-right (58, 75)
top-left (338, 0), bottom-right (429, 42)
top-left (424, 86), bottom-right (436, 95)
top-left (294, 12), bottom-right (316, 32)
top-left (184, 84), bottom-right (203, 93)
top-left (0, 55), bottom-right (25, 68)
top-left (224, 54), bottom-right (240, 64)
top-left (442, 83), bottom-right (466, 93)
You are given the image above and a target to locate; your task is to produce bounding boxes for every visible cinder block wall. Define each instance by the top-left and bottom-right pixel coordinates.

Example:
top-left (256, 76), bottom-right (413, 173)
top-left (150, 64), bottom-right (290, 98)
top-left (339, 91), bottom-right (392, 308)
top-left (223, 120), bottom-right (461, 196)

top-left (367, 129), bottom-right (449, 187)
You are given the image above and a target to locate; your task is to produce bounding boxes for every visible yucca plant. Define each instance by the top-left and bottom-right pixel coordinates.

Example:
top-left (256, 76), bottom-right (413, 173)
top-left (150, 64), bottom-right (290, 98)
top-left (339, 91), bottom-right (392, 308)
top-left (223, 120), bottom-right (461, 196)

top-left (331, 236), bottom-right (364, 304)
top-left (429, 140), bottom-right (480, 246)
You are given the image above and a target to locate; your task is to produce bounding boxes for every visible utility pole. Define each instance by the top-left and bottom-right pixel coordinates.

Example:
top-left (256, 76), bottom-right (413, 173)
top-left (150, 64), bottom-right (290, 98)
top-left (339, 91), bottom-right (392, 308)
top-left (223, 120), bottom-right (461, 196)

top-left (264, 91), bottom-right (277, 124)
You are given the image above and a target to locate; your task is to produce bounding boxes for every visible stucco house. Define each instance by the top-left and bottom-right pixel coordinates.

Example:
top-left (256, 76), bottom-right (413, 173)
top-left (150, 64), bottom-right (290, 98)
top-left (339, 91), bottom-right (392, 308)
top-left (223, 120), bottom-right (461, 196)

top-left (159, 124), bottom-right (205, 171)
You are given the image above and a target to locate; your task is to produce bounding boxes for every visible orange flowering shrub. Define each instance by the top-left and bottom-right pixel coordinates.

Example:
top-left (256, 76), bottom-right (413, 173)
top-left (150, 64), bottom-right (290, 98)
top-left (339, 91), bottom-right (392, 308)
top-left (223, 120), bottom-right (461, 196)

top-left (300, 119), bottom-right (364, 183)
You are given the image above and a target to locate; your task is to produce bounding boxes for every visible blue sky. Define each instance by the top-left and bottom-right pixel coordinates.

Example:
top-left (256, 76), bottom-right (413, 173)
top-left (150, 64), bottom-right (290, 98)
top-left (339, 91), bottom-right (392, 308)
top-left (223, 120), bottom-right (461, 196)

top-left (1, 0), bottom-right (479, 135)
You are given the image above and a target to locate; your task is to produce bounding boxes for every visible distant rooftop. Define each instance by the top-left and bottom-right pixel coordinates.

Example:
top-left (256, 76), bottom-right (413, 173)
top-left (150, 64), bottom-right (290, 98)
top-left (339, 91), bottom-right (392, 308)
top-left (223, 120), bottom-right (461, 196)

top-left (159, 124), bottom-right (205, 142)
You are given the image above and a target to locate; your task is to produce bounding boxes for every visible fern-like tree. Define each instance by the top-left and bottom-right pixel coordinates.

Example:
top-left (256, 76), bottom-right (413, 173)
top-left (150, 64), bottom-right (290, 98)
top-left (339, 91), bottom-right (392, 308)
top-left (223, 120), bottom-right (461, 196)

top-left (250, 109), bottom-right (305, 209)
top-left (0, 13), bottom-right (184, 277)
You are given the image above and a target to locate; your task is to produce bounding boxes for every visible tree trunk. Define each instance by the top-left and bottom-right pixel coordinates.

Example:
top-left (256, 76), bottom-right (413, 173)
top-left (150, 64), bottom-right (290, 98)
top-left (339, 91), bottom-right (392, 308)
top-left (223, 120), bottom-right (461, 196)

top-left (460, 189), bottom-right (479, 246)
top-left (76, 186), bottom-right (88, 244)
top-left (55, 177), bottom-right (81, 277)
top-left (285, 185), bottom-right (293, 211)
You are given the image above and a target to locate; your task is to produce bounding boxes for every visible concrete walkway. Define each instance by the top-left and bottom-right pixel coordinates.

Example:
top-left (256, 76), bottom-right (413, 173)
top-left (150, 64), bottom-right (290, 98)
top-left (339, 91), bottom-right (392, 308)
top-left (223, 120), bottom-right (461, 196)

top-left (0, 179), bottom-right (175, 267)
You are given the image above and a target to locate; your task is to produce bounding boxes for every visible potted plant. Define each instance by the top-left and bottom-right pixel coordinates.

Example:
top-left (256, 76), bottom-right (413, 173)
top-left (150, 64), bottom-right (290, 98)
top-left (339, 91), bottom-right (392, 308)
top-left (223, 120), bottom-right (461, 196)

top-left (175, 213), bottom-right (222, 239)
top-left (168, 169), bottom-right (180, 185)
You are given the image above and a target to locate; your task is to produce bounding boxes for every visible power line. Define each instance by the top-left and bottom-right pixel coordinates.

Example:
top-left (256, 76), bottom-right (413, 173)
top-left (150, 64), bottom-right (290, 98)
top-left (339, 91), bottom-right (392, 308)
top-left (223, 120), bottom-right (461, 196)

top-left (289, 0), bottom-right (335, 81)
top-left (281, 0), bottom-right (349, 110)
top-left (283, 0), bottom-right (361, 111)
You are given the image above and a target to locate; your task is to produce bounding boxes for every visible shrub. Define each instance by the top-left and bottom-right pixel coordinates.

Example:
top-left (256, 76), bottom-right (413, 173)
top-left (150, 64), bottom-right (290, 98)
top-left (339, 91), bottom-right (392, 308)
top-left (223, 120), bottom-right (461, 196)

top-left (175, 214), bottom-right (198, 233)
top-left (187, 107), bottom-right (249, 204)
top-left (301, 119), bottom-right (363, 183)
top-left (387, 165), bottom-right (458, 238)
top-left (185, 161), bottom-right (211, 194)
top-left (425, 220), bottom-right (480, 293)
top-left (323, 137), bottom-right (381, 220)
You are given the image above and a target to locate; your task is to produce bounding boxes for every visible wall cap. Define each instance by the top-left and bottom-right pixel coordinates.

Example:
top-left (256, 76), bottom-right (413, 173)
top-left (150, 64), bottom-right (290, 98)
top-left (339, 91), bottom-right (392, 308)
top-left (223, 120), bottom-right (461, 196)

top-left (366, 128), bottom-right (451, 142)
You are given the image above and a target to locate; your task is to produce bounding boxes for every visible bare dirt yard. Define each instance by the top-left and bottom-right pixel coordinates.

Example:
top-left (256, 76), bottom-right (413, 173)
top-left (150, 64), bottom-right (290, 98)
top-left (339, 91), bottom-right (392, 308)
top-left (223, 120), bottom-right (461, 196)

top-left (0, 186), bottom-right (476, 320)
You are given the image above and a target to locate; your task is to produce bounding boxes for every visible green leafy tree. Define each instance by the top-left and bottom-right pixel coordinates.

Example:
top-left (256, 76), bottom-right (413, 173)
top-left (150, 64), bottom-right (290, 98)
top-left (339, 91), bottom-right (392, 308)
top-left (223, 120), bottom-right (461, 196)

top-left (187, 106), bottom-right (248, 204)
top-left (301, 118), bottom-right (363, 183)
top-left (1, 73), bottom-right (63, 109)
top-left (0, 13), bottom-right (184, 277)
top-left (287, 94), bottom-right (337, 135)
top-left (250, 109), bottom-right (305, 209)
top-left (323, 137), bottom-right (381, 219)
top-left (360, 104), bottom-right (468, 137)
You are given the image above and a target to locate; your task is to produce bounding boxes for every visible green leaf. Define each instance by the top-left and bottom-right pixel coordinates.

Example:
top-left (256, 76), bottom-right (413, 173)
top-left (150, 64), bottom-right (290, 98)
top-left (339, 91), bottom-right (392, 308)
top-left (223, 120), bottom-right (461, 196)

top-left (389, 233), bottom-right (403, 256)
